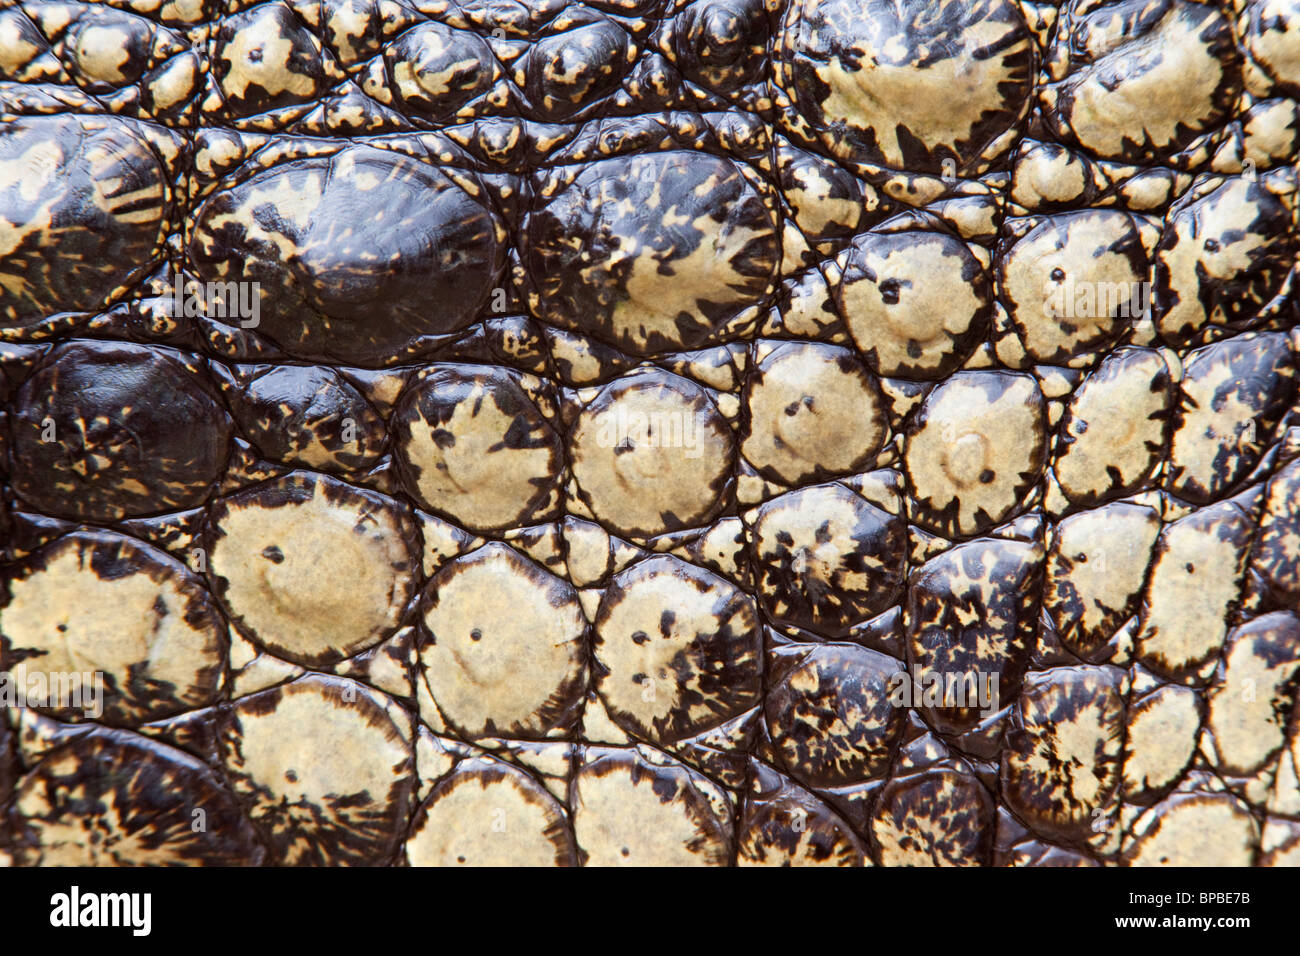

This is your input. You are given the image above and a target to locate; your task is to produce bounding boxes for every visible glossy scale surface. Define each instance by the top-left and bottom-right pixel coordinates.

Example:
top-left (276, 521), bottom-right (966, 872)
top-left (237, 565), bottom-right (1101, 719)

top-left (0, 0), bottom-right (1299, 866)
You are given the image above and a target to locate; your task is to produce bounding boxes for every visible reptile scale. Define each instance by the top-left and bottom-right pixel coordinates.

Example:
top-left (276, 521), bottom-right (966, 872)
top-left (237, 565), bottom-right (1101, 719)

top-left (0, 0), bottom-right (1298, 866)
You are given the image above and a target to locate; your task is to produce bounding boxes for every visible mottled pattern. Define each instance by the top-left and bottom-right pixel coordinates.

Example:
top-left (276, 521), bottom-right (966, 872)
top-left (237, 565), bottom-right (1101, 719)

top-left (1, 0), bottom-right (1299, 868)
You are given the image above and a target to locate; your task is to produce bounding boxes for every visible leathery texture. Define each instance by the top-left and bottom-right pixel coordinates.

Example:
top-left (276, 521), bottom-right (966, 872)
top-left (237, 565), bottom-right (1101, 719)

top-left (0, 0), bottom-right (1299, 867)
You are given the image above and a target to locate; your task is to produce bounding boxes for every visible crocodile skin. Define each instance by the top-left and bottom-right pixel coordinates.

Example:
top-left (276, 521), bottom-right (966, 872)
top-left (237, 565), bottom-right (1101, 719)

top-left (0, 0), bottom-right (1299, 866)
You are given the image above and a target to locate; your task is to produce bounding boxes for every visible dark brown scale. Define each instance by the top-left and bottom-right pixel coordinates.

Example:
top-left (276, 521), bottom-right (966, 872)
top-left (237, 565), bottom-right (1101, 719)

top-left (223, 364), bottom-right (386, 474)
top-left (9, 730), bottom-right (265, 866)
top-left (6, 341), bottom-right (232, 521)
